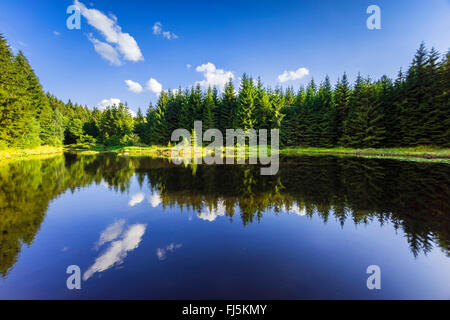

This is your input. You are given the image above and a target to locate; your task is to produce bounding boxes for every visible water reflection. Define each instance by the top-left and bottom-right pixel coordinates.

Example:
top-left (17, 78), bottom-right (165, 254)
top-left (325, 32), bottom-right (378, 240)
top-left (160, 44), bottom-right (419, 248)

top-left (84, 222), bottom-right (147, 280)
top-left (156, 243), bottom-right (183, 261)
top-left (0, 153), bottom-right (449, 279)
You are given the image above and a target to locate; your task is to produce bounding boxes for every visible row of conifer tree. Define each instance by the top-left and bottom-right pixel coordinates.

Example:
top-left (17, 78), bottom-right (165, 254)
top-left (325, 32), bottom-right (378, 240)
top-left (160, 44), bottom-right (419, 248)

top-left (1, 33), bottom-right (449, 149)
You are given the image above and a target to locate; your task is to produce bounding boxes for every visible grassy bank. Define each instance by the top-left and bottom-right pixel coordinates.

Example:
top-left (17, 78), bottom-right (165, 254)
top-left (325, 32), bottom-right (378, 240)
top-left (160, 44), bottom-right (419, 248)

top-left (281, 146), bottom-right (450, 159)
top-left (64, 144), bottom-right (450, 162)
top-left (0, 145), bottom-right (62, 162)
top-left (64, 144), bottom-right (163, 156)
top-left (3, 144), bottom-right (449, 164)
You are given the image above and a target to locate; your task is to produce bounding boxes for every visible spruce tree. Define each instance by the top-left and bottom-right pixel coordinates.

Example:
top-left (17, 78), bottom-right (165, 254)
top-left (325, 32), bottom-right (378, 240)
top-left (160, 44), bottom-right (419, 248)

top-left (220, 78), bottom-right (237, 133)
top-left (333, 73), bottom-right (350, 145)
top-left (202, 86), bottom-right (215, 131)
top-left (235, 74), bottom-right (255, 130)
top-left (153, 91), bottom-right (170, 144)
top-left (318, 76), bottom-right (335, 146)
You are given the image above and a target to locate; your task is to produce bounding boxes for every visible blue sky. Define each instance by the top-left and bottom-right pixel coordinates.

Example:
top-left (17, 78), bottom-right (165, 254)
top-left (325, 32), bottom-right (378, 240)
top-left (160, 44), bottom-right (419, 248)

top-left (0, 0), bottom-right (449, 114)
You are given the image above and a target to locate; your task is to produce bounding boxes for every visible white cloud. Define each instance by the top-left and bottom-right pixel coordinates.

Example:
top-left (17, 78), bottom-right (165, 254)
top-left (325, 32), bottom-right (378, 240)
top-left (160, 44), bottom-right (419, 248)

top-left (96, 98), bottom-right (136, 117)
top-left (125, 80), bottom-right (143, 93)
top-left (146, 78), bottom-right (163, 95)
top-left (74, 0), bottom-right (143, 63)
top-left (53, 31), bottom-right (61, 36)
top-left (128, 192), bottom-right (145, 206)
top-left (156, 243), bottom-right (182, 260)
top-left (195, 62), bottom-right (234, 90)
top-left (88, 35), bottom-right (121, 66)
top-left (152, 22), bottom-right (162, 35)
top-left (278, 67), bottom-right (309, 82)
top-left (95, 219), bottom-right (125, 249)
top-left (148, 191), bottom-right (162, 207)
top-left (152, 21), bottom-right (178, 40)
top-left (186, 64), bottom-right (191, 69)
top-left (84, 223), bottom-right (146, 280)
top-left (96, 98), bottom-right (121, 111)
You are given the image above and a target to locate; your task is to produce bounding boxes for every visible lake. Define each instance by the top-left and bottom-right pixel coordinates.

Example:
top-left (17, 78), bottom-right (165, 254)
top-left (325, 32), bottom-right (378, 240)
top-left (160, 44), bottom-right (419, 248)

top-left (0, 153), bottom-right (449, 299)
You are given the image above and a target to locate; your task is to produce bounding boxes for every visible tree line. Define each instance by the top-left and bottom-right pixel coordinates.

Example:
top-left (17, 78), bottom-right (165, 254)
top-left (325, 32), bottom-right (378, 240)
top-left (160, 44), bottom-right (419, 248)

top-left (1, 33), bottom-right (449, 149)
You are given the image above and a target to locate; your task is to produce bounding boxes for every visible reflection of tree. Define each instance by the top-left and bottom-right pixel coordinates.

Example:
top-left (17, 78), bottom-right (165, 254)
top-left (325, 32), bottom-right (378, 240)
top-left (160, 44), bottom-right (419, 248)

top-left (144, 156), bottom-right (450, 257)
top-left (0, 157), bottom-right (65, 277)
top-left (0, 153), bottom-right (136, 277)
top-left (0, 154), bottom-right (449, 277)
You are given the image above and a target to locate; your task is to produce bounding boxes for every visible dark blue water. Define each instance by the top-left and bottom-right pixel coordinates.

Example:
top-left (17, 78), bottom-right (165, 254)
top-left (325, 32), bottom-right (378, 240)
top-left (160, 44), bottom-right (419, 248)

top-left (0, 154), bottom-right (449, 299)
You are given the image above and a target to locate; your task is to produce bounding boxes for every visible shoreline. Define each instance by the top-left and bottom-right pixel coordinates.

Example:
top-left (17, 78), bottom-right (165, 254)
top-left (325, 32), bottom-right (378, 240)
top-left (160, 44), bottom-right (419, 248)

top-left (280, 147), bottom-right (450, 160)
top-left (2, 144), bottom-right (450, 163)
top-left (66, 144), bottom-right (450, 162)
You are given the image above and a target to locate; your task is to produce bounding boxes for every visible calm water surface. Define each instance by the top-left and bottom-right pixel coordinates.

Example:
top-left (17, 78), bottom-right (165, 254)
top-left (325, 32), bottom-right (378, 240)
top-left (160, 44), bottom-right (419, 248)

top-left (0, 153), bottom-right (449, 299)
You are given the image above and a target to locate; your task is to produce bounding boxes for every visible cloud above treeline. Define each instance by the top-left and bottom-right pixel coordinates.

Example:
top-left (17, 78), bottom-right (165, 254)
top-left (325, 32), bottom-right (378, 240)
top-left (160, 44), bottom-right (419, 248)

top-left (124, 62), bottom-right (234, 97)
top-left (74, 0), bottom-right (143, 65)
top-left (195, 62), bottom-right (234, 90)
top-left (95, 98), bottom-right (136, 117)
top-left (146, 78), bottom-right (163, 95)
top-left (278, 67), bottom-right (309, 82)
top-left (125, 80), bottom-right (143, 93)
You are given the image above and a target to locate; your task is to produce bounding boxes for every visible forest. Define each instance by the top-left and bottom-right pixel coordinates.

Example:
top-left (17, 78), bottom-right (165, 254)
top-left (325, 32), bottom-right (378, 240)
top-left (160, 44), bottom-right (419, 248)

top-left (1, 33), bottom-right (449, 150)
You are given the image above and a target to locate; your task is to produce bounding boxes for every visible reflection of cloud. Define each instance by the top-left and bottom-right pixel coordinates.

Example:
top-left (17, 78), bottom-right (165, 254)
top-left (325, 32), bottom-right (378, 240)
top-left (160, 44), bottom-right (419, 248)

top-left (156, 243), bottom-right (182, 260)
top-left (284, 204), bottom-right (306, 216)
top-left (84, 223), bottom-right (146, 280)
top-left (95, 219), bottom-right (125, 249)
top-left (198, 201), bottom-right (226, 222)
top-left (148, 191), bottom-right (162, 208)
top-left (129, 192), bottom-right (145, 207)
top-left (101, 180), bottom-right (110, 188)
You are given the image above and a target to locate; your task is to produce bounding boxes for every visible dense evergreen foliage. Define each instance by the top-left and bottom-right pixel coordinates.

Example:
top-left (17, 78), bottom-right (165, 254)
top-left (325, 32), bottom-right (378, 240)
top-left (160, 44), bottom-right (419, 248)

top-left (0, 33), bottom-right (448, 149)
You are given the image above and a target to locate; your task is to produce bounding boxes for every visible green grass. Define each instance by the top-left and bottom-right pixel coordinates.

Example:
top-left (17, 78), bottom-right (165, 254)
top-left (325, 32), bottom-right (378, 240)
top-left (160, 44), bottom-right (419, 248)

top-left (64, 143), bottom-right (165, 156)
top-left (62, 144), bottom-right (450, 163)
top-left (2, 144), bottom-right (449, 164)
top-left (0, 145), bottom-right (62, 163)
top-left (280, 146), bottom-right (450, 163)
top-left (281, 146), bottom-right (450, 156)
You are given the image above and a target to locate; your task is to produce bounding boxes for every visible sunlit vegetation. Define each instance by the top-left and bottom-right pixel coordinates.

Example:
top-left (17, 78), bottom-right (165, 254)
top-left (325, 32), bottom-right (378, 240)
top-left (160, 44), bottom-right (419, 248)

top-left (1, 33), bottom-right (449, 155)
